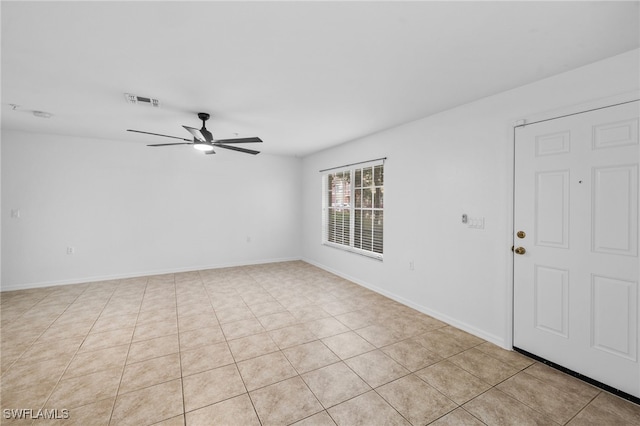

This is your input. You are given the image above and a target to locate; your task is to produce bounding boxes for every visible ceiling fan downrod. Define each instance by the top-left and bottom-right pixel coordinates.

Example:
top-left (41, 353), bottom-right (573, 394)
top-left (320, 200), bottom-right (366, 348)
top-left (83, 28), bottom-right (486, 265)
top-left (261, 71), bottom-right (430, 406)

top-left (198, 112), bottom-right (210, 125)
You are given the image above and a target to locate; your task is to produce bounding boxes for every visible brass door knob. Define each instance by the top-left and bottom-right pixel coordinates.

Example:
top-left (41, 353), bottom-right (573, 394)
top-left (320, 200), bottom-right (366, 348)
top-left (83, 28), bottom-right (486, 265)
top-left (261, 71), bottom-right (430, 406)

top-left (517, 231), bottom-right (526, 239)
top-left (514, 247), bottom-right (526, 255)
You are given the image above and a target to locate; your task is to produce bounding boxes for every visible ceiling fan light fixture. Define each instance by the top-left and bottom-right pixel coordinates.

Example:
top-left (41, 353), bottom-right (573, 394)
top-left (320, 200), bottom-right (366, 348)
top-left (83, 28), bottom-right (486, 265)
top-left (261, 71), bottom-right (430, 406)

top-left (193, 143), bottom-right (214, 152)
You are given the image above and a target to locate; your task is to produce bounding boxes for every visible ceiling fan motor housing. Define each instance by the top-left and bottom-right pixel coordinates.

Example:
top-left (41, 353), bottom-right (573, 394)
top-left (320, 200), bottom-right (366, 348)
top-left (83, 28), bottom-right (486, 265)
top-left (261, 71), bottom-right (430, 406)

top-left (200, 128), bottom-right (213, 142)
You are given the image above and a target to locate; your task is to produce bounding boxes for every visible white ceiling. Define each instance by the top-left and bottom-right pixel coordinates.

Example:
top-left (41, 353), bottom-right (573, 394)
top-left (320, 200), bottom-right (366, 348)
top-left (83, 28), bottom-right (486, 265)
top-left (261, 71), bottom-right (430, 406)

top-left (2, 1), bottom-right (638, 157)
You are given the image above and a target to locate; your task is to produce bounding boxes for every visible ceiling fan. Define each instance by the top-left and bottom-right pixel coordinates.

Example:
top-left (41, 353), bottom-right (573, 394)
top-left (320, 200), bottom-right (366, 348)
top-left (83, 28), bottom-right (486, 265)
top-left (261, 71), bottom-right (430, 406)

top-left (127, 112), bottom-right (262, 155)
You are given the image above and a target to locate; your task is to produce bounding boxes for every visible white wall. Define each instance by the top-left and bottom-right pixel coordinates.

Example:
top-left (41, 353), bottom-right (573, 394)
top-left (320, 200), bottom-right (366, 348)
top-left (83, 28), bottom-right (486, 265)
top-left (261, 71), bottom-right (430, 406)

top-left (1, 132), bottom-right (302, 290)
top-left (3, 50), bottom-right (638, 347)
top-left (301, 49), bottom-right (640, 348)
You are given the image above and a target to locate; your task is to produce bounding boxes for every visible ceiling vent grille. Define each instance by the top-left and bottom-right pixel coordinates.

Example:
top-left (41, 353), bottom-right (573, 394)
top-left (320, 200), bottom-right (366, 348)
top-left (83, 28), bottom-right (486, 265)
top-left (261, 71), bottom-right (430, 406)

top-left (124, 93), bottom-right (160, 107)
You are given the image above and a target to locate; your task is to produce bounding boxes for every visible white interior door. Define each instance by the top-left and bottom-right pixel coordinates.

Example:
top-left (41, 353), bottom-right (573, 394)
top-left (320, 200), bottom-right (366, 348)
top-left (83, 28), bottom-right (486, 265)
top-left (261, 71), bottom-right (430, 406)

top-left (513, 100), bottom-right (640, 398)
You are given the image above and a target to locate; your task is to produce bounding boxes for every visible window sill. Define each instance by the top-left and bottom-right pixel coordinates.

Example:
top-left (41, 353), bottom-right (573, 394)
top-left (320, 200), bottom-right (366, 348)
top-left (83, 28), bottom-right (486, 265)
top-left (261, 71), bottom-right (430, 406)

top-left (322, 242), bottom-right (383, 261)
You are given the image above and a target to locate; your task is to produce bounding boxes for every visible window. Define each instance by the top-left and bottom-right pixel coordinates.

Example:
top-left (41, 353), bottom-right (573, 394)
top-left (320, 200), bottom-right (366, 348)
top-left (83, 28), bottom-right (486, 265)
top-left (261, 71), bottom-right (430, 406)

top-left (323, 160), bottom-right (384, 259)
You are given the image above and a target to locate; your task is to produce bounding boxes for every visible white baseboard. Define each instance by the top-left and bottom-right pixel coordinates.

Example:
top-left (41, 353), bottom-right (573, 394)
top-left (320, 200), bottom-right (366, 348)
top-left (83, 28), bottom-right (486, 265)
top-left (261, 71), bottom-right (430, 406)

top-left (0, 256), bottom-right (302, 292)
top-left (303, 257), bottom-right (508, 349)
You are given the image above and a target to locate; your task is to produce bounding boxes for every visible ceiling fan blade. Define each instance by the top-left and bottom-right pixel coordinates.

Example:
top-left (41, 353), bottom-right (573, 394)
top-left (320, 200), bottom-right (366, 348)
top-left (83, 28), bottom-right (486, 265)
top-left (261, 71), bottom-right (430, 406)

top-left (183, 126), bottom-right (206, 142)
top-left (214, 144), bottom-right (260, 155)
top-left (214, 136), bottom-right (263, 144)
top-left (147, 143), bottom-right (193, 147)
top-left (127, 129), bottom-right (191, 141)
top-left (204, 149), bottom-right (216, 155)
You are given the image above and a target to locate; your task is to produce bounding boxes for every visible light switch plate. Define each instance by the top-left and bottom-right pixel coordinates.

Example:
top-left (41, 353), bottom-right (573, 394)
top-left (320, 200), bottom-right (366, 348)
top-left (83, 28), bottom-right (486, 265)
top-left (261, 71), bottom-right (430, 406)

top-left (468, 217), bottom-right (485, 229)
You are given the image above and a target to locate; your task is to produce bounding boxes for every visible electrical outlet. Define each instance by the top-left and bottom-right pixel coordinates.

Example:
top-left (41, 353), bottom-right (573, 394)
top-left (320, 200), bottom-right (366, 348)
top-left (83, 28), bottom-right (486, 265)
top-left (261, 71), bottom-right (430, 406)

top-left (66, 247), bottom-right (75, 255)
top-left (11, 209), bottom-right (20, 219)
top-left (409, 260), bottom-right (414, 271)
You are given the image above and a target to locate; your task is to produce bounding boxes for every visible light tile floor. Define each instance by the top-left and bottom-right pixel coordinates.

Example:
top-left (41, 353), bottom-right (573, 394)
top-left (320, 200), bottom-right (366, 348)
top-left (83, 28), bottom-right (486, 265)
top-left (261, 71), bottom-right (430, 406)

top-left (1, 261), bottom-right (639, 425)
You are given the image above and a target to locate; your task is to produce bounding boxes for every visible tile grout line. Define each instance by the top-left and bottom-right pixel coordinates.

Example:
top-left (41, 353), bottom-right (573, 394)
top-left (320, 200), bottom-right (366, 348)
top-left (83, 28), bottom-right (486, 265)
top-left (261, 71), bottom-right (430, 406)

top-left (561, 391), bottom-right (602, 425)
top-left (106, 276), bottom-right (149, 426)
top-left (239, 273), bottom-right (267, 426)
top-left (201, 269), bottom-right (264, 426)
top-left (485, 367), bottom-right (600, 425)
top-left (1, 285), bottom-right (86, 378)
top-left (172, 273), bottom-right (189, 426)
top-left (258, 271), bottom-right (328, 426)
top-left (38, 282), bottom-right (118, 417)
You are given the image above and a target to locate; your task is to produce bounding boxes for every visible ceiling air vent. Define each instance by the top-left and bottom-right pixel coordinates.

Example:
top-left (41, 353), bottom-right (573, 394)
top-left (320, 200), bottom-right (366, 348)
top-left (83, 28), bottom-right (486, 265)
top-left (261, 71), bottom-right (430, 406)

top-left (124, 93), bottom-right (160, 107)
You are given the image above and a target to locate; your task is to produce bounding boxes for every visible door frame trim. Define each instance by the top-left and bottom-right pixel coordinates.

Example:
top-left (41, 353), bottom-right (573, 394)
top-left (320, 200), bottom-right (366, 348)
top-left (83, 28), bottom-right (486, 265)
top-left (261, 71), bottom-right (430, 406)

top-left (513, 90), bottom-right (640, 129)
top-left (506, 89), bottom-right (640, 351)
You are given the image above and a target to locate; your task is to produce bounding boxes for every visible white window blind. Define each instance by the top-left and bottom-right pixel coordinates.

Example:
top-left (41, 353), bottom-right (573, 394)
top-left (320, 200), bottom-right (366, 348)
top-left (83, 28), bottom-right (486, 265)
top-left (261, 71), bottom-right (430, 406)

top-left (321, 159), bottom-right (384, 260)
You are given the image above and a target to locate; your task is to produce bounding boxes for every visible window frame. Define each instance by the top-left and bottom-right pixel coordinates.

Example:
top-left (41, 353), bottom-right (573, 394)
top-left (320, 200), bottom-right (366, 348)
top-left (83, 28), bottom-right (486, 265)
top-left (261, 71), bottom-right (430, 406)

top-left (322, 160), bottom-right (384, 261)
